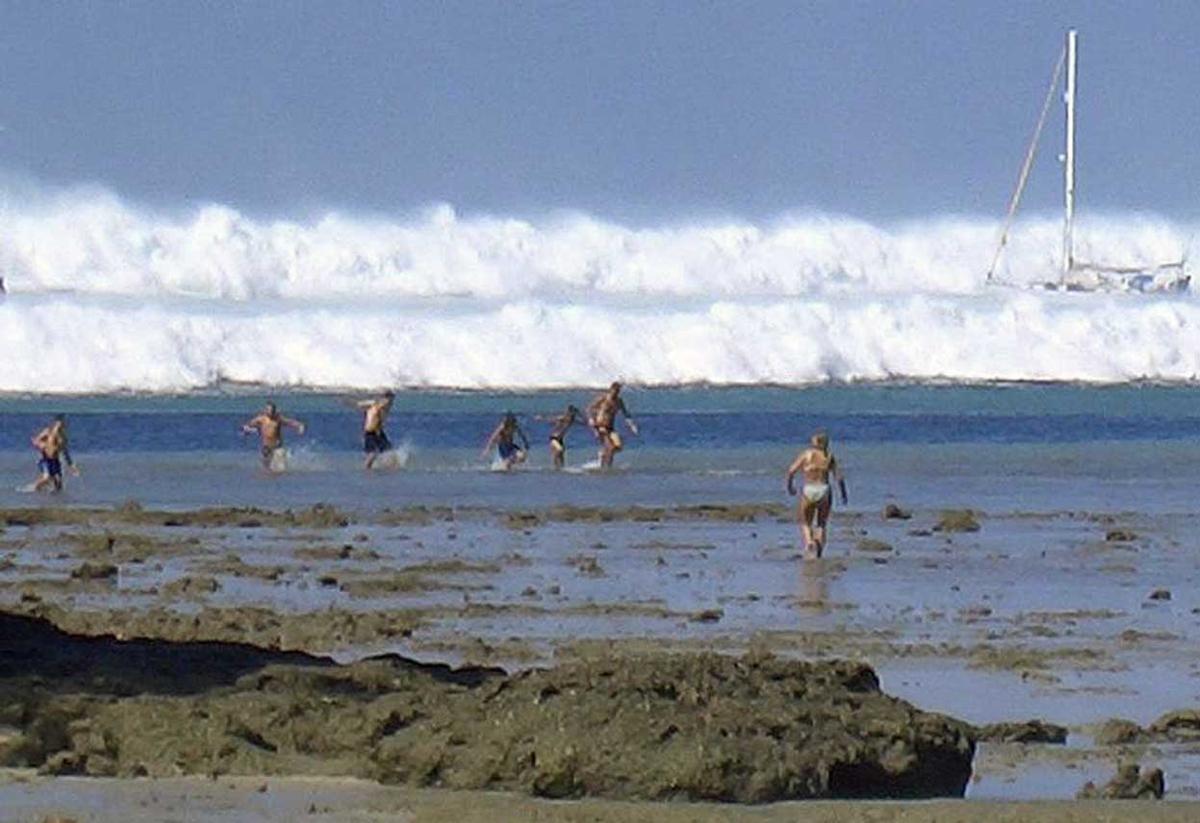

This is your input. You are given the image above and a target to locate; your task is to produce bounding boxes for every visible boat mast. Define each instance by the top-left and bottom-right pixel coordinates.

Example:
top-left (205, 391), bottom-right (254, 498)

top-left (1062, 29), bottom-right (1077, 283)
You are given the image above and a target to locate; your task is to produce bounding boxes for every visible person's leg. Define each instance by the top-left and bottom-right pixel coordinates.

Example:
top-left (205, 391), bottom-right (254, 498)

top-left (33, 464), bottom-right (52, 492)
top-left (601, 431), bottom-right (623, 468)
top-left (376, 432), bottom-right (393, 465)
top-left (498, 443), bottom-right (517, 470)
top-left (799, 497), bottom-right (815, 554)
top-left (597, 429), bottom-right (613, 467)
top-left (39, 459), bottom-right (63, 492)
top-left (364, 433), bottom-right (380, 470)
top-left (608, 432), bottom-right (623, 467)
top-left (550, 439), bottom-right (564, 469)
top-left (813, 496), bottom-right (833, 557)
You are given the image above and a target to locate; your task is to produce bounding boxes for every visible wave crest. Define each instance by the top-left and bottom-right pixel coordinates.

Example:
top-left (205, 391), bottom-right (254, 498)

top-left (2, 188), bottom-right (1189, 300)
top-left (1, 187), bottom-right (1196, 392)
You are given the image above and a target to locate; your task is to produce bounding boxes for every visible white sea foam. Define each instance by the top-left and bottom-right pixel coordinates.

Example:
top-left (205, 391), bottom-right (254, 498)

top-left (278, 444), bottom-right (331, 473)
top-left (0, 187), bottom-right (1197, 391)
top-left (372, 442), bottom-right (411, 471)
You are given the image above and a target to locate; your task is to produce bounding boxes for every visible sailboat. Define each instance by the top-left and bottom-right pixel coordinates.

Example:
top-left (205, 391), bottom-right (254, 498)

top-left (986, 30), bottom-right (1190, 294)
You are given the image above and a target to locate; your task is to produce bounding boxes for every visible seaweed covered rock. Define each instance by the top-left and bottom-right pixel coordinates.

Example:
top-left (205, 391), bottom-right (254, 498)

top-left (1077, 762), bottom-right (1165, 799)
top-left (1093, 718), bottom-right (1145, 746)
top-left (933, 510), bottom-right (981, 533)
top-left (976, 719), bottom-right (1067, 744)
top-left (1148, 708), bottom-right (1200, 741)
top-left (372, 652), bottom-right (976, 801)
top-left (0, 611), bottom-right (976, 803)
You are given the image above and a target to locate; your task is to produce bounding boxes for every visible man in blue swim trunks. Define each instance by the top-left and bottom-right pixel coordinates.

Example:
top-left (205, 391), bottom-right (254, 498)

top-left (482, 412), bottom-right (530, 470)
top-left (31, 415), bottom-right (80, 492)
top-left (354, 390), bottom-right (396, 470)
top-left (785, 430), bottom-right (848, 559)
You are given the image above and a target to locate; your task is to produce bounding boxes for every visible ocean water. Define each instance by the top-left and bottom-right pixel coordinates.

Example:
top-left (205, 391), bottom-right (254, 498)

top-left (2, 188), bottom-right (1198, 511)
top-left (1, 189), bottom-right (1198, 392)
top-left (3, 384), bottom-right (1199, 513)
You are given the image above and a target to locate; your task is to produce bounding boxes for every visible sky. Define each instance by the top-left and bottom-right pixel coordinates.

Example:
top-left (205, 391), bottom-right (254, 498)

top-left (0, 1), bottom-right (1196, 222)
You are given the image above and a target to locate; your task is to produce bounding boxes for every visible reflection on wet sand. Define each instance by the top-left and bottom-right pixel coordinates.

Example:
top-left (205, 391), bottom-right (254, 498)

top-left (796, 558), bottom-right (832, 615)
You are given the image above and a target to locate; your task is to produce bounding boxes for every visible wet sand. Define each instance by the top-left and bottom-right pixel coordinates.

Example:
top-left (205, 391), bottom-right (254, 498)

top-left (3, 501), bottom-right (1200, 813)
top-left (2, 772), bottom-right (1197, 823)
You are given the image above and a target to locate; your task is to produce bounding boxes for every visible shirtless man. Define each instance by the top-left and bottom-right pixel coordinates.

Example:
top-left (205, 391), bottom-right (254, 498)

top-left (536, 404), bottom-right (583, 469)
top-left (587, 382), bottom-right (638, 468)
top-left (482, 412), bottom-right (529, 470)
top-left (355, 390), bottom-right (395, 469)
top-left (785, 430), bottom-right (848, 559)
top-left (31, 415), bottom-right (80, 492)
top-left (241, 402), bottom-right (305, 471)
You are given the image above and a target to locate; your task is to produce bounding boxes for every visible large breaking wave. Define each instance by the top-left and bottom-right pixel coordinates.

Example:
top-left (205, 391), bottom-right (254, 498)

top-left (0, 187), bottom-right (1197, 392)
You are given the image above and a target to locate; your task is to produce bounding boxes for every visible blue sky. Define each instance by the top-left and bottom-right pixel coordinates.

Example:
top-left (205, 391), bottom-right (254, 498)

top-left (0, 1), bottom-right (1196, 220)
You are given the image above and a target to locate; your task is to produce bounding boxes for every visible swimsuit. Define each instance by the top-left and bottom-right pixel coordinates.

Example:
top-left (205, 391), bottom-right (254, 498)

top-left (802, 482), bottom-right (831, 504)
top-left (364, 430), bottom-right (392, 454)
top-left (38, 455), bottom-right (62, 479)
top-left (498, 441), bottom-right (520, 460)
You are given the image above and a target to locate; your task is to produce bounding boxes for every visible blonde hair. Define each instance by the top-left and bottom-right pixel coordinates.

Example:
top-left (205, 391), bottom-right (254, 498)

top-left (810, 430), bottom-right (829, 451)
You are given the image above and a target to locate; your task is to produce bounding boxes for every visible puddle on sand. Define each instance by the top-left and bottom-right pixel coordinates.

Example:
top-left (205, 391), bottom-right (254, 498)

top-left (968, 742), bottom-right (1200, 801)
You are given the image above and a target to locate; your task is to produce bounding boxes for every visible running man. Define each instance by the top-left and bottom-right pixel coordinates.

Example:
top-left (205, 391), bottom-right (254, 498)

top-left (482, 412), bottom-right (529, 470)
top-left (30, 415), bottom-right (80, 492)
top-left (587, 382), bottom-right (638, 468)
top-left (536, 404), bottom-right (583, 469)
top-left (241, 402), bottom-right (305, 471)
top-left (785, 430), bottom-right (848, 559)
top-left (354, 390), bottom-right (395, 469)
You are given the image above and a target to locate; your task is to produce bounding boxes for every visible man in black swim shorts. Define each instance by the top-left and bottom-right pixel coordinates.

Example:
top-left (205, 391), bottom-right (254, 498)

top-left (586, 382), bottom-right (639, 469)
top-left (354, 390), bottom-right (396, 469)
top-left (537, 404), bottom-right (583, 469)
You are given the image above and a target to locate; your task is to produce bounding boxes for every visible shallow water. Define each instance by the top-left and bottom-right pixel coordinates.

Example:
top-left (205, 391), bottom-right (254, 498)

top-left (3, 385), bottom-right (1200, 513)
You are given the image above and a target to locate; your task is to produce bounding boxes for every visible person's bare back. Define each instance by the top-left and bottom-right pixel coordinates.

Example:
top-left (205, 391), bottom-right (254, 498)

top-left (33, 425), bottom-right (64, 460)
top-left (785, 431), bottom-right (847, 559)
top-left (798, 447), bottom-right (833, 484)
top-left (356, 391), bottom-right (396, 469)
top-left (362, 396), bottom-right (392, 434)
